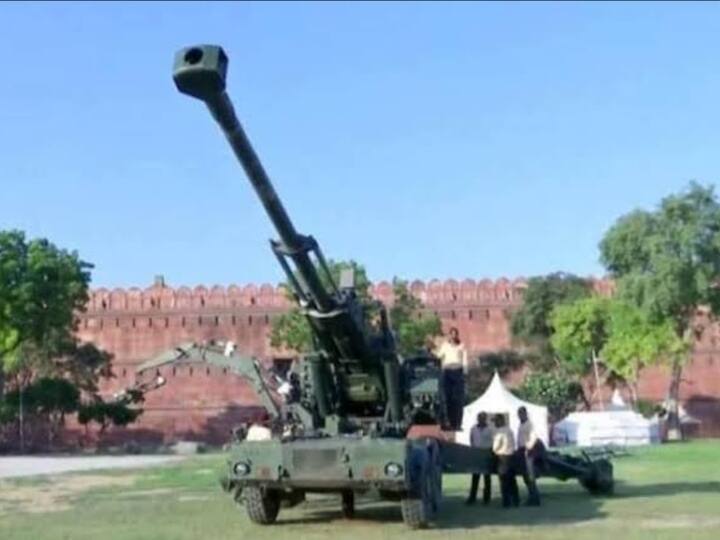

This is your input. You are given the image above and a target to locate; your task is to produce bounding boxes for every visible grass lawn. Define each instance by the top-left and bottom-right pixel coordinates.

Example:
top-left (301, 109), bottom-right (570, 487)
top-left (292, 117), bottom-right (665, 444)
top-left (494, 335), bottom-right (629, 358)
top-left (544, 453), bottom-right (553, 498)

top-left (1, 440), bottom-right (719, 540)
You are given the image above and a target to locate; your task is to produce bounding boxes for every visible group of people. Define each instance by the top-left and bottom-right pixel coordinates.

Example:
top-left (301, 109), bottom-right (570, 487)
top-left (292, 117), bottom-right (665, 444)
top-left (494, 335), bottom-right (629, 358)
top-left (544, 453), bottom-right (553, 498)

top-left (435, 327), bottom-right (544, 508)
top-left (467, 407), bottom-right (543, 507)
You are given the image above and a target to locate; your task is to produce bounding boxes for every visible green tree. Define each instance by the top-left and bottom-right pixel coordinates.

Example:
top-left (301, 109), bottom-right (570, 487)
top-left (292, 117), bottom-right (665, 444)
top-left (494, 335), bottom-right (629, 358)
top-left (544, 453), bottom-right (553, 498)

top-left (77, 400), bottom-right (143, 435)
top-left (0, 230), bottom-right (139, 449)
top-left (599, 182), bottom-right (720, 438)
top-left (389, 278), bottom-right (442, 357)
top-left (2, 377), bottom-right (80, 447)
top-left (269, 309), bottom-right (313, 354)
top-left (510, 272), bottom-right (592, 367)
top-left (53, 343), bottom-right (114, 395)
top-left (516, 371), bottom-right (586, 423)
top-left (0, 230), bottom-right (92, 393)
top-left (550, 296), bottom-right (612, 399)
top-left (551, 296), bottom-right (690, 410)
top-left (602, 302), bottom-right (686, 404)
top-left (270, 262), bottom-right (442, 358)
top-left (270, 260), bottom-right (373, 353)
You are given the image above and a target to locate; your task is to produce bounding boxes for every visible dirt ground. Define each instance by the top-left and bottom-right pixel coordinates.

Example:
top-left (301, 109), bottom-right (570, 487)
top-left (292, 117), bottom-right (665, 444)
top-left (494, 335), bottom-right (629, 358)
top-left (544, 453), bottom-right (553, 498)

top-left (0, 455), bottom-right (183, 479)
top-left (0, 474), bottom-right (138, 515)
top-left (0, 455), bottom-right (185, 516)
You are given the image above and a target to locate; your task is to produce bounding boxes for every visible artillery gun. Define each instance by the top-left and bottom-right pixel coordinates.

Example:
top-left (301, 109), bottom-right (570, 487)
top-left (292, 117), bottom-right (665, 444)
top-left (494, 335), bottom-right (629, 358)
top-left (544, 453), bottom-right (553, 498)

top-left (171, 44), bottom-right (613, 528)
top-left (173, 44), bottom-right (447, 527)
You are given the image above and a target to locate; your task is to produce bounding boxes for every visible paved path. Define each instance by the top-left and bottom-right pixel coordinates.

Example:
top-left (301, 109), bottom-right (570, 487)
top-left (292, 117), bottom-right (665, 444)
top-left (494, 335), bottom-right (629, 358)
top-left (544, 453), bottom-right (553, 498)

top-left (0, 455), bottom-right (184, 479)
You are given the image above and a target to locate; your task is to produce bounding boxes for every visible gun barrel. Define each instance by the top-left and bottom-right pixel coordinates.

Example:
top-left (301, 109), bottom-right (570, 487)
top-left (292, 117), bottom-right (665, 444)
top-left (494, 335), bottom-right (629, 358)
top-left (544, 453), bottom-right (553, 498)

top-left (211, 94), bottom-right (299, 244)
top-left (173, 45), bottom-right (332, 311)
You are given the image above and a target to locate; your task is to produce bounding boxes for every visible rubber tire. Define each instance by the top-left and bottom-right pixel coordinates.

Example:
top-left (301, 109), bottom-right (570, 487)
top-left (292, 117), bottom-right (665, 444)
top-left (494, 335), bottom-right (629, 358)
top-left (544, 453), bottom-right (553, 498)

top-left (580, 460), bottom-right (614, 496)
top-left (593, 460), bottom-right (615, 495)
top-left (244, 486), bottom-right (280, 525)
top-left (341, 491), bottom-right (355, 519)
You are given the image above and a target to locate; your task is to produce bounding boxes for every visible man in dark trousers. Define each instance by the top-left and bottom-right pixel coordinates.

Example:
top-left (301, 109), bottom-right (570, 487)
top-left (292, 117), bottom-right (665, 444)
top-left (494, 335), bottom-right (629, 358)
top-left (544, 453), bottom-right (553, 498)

top-left (516, 406), bottom-right (544, 506)
top-left (465, 412), bottom-right (494, 505)
top-left (436, 327), bottom-right (468, 432)
top-left (492, 413), bottom-right (519, 508)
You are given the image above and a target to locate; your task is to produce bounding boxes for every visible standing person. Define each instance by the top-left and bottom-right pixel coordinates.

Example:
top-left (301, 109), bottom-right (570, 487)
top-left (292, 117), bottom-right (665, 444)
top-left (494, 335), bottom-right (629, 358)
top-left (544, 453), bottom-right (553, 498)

top-left (436, 327), bottom-right (468, 431)
top-left (516, 406), bottom-right (543, 506)
top-left (492, 414), bottom-right (519, 508)
top-left (465, 412), bottom-right (494, 505)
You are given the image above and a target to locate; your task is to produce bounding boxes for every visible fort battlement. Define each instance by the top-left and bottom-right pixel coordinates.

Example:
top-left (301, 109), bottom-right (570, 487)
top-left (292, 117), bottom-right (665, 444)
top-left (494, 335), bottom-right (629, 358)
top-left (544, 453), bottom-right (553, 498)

top-left (82, 279), bottom-right (532, 315)
top-left (71, 276), bottom-right (719, 443)
top-left (83, 277), bottom-right (615, 314)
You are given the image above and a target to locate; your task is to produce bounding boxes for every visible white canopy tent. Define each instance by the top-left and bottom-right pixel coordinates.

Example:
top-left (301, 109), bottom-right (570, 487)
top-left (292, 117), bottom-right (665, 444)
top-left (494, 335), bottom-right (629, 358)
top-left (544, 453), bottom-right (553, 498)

top-left (552, 410), bottom-right (660, 447)
top-left (458, 372), bottom-right (549, 447)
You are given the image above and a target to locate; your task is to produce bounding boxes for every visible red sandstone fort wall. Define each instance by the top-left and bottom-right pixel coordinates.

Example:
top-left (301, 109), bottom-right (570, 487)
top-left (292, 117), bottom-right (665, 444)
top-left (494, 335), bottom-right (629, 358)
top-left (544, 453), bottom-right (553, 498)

top-left (72, 278), bottom-right (720, 444)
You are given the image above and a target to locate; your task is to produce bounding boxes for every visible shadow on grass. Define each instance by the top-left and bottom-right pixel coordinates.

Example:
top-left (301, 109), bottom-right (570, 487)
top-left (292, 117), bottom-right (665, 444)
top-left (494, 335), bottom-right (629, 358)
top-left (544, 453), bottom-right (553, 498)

top-left (277, 485), bottom-right (608, 528)
top-left (271, 478), bottom-right (720, 528)
top-left (613, 481), bottom-right (720, 498)
top-left (280, 504), bottom-right (403, 525)
top-left (435, 490), bottom-right (606, 529)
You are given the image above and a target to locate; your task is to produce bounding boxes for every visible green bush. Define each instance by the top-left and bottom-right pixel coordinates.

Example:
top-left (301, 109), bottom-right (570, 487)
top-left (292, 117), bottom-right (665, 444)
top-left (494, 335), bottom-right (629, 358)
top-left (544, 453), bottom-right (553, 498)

top-left (634, 398), bottom-right (660, 419)
top-left (78, 400), bottom-right (142, 433)
top-left (1, 377), bottom-right (80, 420)
top-left (515, 371), bottom-right (585, 422)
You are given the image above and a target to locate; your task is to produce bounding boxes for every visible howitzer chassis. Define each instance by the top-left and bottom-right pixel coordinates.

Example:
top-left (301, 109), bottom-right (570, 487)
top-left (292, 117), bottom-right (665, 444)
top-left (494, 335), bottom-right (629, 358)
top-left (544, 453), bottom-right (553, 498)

top-left (223, 436), bottom-right (443, 527)
top-left (171, 44), bottom-right (613, 528)
top-left (221, 435), bottom-right (613, 527)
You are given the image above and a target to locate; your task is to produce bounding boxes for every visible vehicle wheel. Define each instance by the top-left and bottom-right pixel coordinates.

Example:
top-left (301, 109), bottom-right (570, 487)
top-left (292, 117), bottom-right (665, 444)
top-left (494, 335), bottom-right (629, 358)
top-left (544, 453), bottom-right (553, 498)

top-left (341, 490), bottom-right (355, 519)
top-left (580, 460), bottom-right (614, 496)
top-left (244, 486), bottom-right (280, 524)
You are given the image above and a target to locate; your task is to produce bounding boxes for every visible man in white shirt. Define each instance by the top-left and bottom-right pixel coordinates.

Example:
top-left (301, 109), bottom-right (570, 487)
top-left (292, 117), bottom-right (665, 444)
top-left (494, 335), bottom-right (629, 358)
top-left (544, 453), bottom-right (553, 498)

top-left (492, 414), bottom-right (519, 508)
top-left (516, 406), bottom-right (542, 506)
top-left (436, 327), bottom-right (468, 431)
top-left (466, 412), bottom-right (494, 505)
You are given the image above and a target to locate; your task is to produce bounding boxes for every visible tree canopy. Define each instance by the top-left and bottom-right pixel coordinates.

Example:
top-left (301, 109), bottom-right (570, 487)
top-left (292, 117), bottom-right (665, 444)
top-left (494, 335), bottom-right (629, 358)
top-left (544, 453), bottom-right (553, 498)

top-left (0, 230), bottom-right (92, 383)
top-left (270, 260), bottom-right (442, 358)
top-left (270, 260), bottom-right (374, 353)
top-left (516, 371), bottom-right (586, 423)
top-left (0, 229), bottom-right (143, 449)
top-left (599, 182), bottom-right (720, 437)
top-left (511, 273), bottom-right (592, 341)
top-left (550, 296), bottom-right (611, 378)
top-left (389, 278), bottom-right (442, 357)
top-left (550, 296), bottom-right (684, 405)
top-left (509, 272), bottom-right (592, 368)
top-left (601, 302), bottom-right (685, 402)
top-left (599, 182), bottom-right (720, 330)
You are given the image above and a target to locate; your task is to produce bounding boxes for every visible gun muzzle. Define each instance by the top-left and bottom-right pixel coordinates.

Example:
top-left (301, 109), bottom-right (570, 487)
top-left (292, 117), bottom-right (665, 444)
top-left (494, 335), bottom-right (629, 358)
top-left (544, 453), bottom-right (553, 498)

top-left (173, 45), bottom-right (228, 101)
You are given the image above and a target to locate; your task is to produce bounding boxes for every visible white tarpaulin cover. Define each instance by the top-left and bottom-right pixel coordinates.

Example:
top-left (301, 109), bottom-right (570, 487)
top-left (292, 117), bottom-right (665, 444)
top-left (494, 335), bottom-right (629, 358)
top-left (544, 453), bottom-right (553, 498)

top-left (458, 372), bottom-right (549, 446)
top-left (553, 410), bottom-right (660, 447)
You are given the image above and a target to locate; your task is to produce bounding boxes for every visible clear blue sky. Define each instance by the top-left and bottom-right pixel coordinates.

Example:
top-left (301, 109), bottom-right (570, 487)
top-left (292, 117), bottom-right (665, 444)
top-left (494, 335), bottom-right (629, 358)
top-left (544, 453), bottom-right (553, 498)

top-left (2, 2), bottom-right (719, 289)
